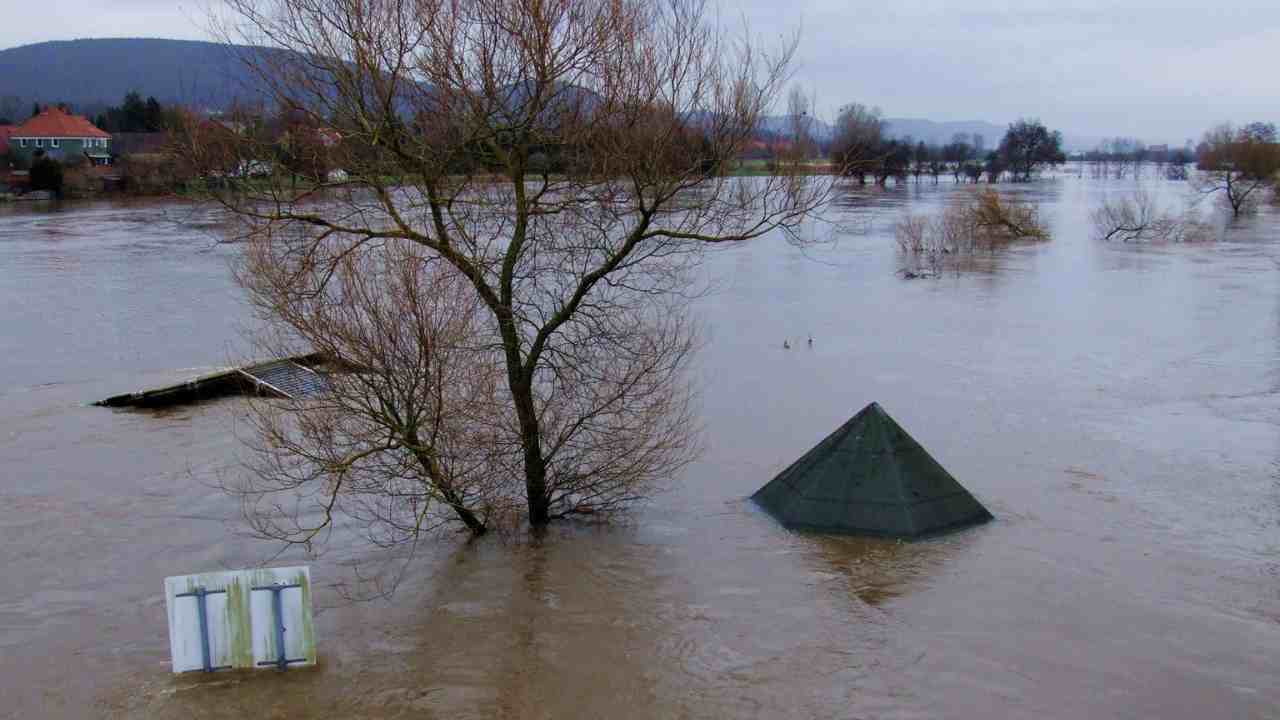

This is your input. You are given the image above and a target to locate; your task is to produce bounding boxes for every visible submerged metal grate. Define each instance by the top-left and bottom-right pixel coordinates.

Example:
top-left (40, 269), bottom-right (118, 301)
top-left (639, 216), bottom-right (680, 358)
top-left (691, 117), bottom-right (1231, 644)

top-left (241, 361), bottom-right (329, 399)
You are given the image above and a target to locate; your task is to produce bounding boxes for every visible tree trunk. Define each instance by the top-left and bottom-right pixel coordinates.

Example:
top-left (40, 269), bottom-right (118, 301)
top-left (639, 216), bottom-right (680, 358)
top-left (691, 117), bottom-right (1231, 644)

top-left (441, 487), bottom-right (489, 535)
top-left (410, 445), bottom-right (488, 535)
top-left (495, 299), bottom-right (553, 527)
top-left (514, 386), bottom-right (551, 525)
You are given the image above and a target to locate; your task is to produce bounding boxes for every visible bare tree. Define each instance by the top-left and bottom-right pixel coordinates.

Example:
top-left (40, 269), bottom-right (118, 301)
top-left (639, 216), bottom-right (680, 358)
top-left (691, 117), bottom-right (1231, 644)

top-left (1165, 148), bottom-right (1191, 181)
top-left (1090, 190), bottom-right (1210, 243)
top-left (983, 151), bottom-right (1005, 183)
top-left (830, 102), bottom-right (884, 184)
top-left (785, 85), bottom-right (818, 162)
top-left (234, 246), bottom-right (510, 543)
top-left (191, 0), bottom-right (828, 536)
top-left (1109, 137), bottom-right (1143, 179)
top-left (1194, 123), bottom-right (1280, 217)
top-left (234, 237), bottom-right (702, 549)
top-left (910, 141), bottom-right (929, 183)
top-left (944, 135), bottom-right (974, 183)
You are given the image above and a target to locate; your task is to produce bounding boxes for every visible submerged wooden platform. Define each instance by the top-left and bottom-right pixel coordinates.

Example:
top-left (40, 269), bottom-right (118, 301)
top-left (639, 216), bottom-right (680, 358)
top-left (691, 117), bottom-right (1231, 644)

top-left (94, 352), bottom-right (331, 408)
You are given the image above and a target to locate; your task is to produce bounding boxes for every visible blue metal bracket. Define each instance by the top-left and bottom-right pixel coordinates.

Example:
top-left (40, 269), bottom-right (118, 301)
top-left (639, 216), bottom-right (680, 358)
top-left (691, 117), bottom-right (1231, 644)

top-left (251, 583), bottom-right (307, 671)
top-left (175, 587), bottom-right (231, 672)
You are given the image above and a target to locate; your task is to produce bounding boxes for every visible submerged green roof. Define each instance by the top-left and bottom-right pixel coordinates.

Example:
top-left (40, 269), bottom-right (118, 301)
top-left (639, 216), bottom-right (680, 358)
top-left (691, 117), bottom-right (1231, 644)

top-left (752, 402), bottom-right (992, 539)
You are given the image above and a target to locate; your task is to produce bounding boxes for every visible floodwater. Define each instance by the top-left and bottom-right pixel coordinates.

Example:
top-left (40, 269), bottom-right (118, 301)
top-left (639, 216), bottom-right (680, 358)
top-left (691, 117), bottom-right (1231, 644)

top-left (2, 174), bottom-right (1279, 719)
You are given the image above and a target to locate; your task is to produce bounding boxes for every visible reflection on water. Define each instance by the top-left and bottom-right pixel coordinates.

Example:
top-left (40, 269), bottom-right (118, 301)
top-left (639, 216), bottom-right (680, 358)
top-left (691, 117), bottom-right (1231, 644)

top-left (804, 534), bottom-right (957, 608)
top-left (2, 182), bottom-right (1280, 719)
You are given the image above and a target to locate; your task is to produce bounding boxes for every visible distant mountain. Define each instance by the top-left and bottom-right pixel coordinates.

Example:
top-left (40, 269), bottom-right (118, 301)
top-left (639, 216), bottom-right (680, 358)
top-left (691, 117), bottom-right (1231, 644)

top-left (881, 118), bottom-right (1008, 149)
top-left (0, 41), bottom-right (1112, 152)
top-left (0, 38), bottom-right (264, 115)
top-left (756, 115), bottom-right (836, 142)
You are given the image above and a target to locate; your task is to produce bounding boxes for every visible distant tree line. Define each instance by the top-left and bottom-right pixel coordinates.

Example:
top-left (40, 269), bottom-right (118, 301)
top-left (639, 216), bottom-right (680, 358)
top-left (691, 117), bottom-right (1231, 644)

top-left (1079, 138), bottom-right (1196, 180)
top-left (93, 91), bottom-right (181, 133)
top-left (0, 91), bottom-right (182, 133)
top-left (11, 80), bottom-right (1271, 212)
top-left (829, 105), bottom-right (1064, 185)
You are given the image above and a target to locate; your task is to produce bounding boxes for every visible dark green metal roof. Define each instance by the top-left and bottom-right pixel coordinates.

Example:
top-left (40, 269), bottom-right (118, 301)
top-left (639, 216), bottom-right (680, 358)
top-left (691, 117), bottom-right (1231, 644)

top-left (752, 402), bottom-right (992, 539)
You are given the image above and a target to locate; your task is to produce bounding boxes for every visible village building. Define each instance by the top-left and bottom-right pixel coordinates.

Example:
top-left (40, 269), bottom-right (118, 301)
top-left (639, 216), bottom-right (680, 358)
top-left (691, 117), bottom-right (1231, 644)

top-left (8, 107), bottom-right (113, 165)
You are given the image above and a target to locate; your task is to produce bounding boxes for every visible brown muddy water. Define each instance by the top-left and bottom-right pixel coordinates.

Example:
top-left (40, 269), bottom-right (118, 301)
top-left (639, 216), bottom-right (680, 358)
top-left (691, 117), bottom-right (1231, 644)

top-left (2, 176), bottom-right (1279, 719)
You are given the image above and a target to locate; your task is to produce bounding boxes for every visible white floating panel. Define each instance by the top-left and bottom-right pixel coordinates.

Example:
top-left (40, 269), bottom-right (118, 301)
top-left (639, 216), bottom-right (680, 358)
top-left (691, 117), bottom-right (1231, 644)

top-left (164, 566), bottom-right (316, 673)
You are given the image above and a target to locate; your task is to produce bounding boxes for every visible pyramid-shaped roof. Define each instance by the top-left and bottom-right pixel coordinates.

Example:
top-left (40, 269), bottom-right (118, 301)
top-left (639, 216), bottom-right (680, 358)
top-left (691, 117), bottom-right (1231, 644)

top-left (752, 402), bottom-right (992, 539)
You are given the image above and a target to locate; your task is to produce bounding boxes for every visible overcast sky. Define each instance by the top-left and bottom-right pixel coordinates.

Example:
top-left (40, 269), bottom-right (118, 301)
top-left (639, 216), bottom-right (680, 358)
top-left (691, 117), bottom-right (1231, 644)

top-left (3, 0), bottom-right (1277, 143)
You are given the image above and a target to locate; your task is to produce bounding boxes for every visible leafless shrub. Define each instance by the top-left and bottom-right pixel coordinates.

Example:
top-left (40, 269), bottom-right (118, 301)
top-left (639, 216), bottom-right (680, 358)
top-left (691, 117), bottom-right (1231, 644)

top-left (894, 189), bottom-right (1049, 261)
top-left (967, 189), bottom-right (1049, 242)
top-left (894, 215), bottom-right (928, 253)
top-left (1090, 190), bottom-right (1212, 243)
top-left (893, 190), bottom-right (1048, 278)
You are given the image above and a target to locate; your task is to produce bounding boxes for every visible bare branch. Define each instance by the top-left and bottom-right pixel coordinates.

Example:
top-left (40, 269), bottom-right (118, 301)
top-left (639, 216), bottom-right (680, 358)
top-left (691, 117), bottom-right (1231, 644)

top-left (185, 0), bottom-right (824, 544)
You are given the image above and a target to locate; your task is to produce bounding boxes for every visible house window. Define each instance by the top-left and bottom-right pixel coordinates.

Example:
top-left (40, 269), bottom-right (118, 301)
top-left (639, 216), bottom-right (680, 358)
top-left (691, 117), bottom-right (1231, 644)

top-left (19, 139), bottom-right (26, 147)
top-left (50, 139), bottom-right (59, 148)
top-left (35, 139), bottom-right (43, 148)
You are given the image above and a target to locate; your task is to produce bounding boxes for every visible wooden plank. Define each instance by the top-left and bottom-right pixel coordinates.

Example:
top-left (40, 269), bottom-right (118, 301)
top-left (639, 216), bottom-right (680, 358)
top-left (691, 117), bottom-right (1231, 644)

top-left (164, 566), bottom-right (316, 673)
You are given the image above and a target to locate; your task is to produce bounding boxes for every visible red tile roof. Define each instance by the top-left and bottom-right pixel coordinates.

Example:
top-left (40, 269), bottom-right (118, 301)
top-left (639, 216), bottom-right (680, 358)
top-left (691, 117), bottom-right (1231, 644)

top-left (12, 107), bottom-right (111, 139)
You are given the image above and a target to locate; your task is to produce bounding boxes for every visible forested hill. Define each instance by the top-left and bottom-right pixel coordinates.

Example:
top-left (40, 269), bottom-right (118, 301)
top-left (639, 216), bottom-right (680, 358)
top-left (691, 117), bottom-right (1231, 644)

top-left (1, 39), bottom-right (1086, 150)
top-left (0, 39), bottom-right (260, 116)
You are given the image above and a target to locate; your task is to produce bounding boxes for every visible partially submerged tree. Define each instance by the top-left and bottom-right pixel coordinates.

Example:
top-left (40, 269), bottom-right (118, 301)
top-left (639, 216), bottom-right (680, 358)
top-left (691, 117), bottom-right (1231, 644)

top-left (1194, 123), bottom-right (1280, 217)
top-left (193, 0), bottom-right (828, 540)
top-left (982, 151), bottom-right (1005, 183)
top-left (943, 135), bottom-right (975, 183)
top-left (894, 188), bottom-right (1049, 273)
top-left (998, 119), bottom-right (1064, 182)
top-left (1090, 190), bottom-right (1210, 243)
top-left (875, 138), bottom-right (912, 185)
top-left (965, 188), bottom-right (1048, 240)
top-left (1165, 148), bottom-right (1191, 181)
top-left (1087, 137), bottom-right (1144, 179)
top-left (830, 102), bottom-right (884, 183)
